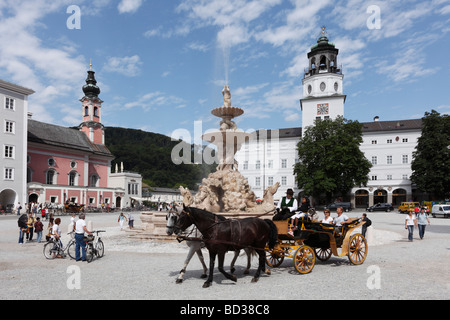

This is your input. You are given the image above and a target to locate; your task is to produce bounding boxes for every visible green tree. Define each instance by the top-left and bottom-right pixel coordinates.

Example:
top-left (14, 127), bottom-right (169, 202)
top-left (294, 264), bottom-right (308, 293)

top-left (294, 116), bottom-right (372, 202)
top-left (411, 110), bottom-right (450, 199)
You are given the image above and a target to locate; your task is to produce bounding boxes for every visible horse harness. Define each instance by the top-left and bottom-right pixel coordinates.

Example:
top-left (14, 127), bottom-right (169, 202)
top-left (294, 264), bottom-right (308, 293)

top-left (178, 209), bottom-right (266, 251)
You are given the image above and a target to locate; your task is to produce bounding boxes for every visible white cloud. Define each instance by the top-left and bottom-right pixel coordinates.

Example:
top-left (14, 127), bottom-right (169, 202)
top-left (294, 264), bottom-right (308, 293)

top-left (124, 92), bottom-right (185, 111)
top-left (118, 0), bottom-right (144, 14)
top-left (103, 55), bottom-right (142, 77)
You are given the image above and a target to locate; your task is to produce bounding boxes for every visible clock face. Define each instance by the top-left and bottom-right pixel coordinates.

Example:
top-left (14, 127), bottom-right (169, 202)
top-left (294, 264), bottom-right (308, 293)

top-left (320, 82), bottom-right (326, 92)
top-left (317, 103), bottom-right (329, 115)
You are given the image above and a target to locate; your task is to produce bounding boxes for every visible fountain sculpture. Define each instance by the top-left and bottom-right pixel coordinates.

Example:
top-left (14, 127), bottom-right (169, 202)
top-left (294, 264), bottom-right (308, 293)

top-left (134, 86), bottom-right (279, 239)
top-left (182, 85), bottom-right (279, 215)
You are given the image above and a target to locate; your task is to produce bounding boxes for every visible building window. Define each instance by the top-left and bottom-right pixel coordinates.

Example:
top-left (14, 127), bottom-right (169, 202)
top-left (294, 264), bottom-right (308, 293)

top-left (243, 161), bottom-right (248, 170)
top-left (48, 158), bottom-right (56, 167)
top-left (281, 159), bottom-right (287, 169)
top-left (68, 171), bottom-right (77, 186)
top-left (46, 170), bottom-right (56, 184)
top-left (387, 155), bottom-right (392, 164)
top-left (268, 160), bottom-right (273, 169)
top-left (255, 177), bottom-right (261, 187)
top-left (5, 97), bottom-right (15, 110)
top-left (371, 175), bottom-right (377, 181)
top-left (85, 106), bottom-right (89, 116)
top-left (402, 138), bottom-right (408, 143)
top-left (5, 120), bottom-right (15, 134)
top-left (387, 175), bottom-right (392, 180)
top-left (402, 174), bottom-right (408, 180)
top-left (90, 175), bottom-right (99, 187)
top-left (402, 155), bottom-right (409, 164)
top-left (94, 107), bottom-right (98, 117)
top-left (387, 139), bottom-right (392, 144)
top-left (4, 168), bottom-right (14, 180)
top-left (268, 177), bottom-right (274, 186)
top-left (70, 161), bottom-right (77, 169)
top-left (371, 140), bottom-right (377, 145)
top-left (4, 145), bottom-right (14, 158)
top-left (371, 156), bottom-right (377, 165)
top-left (281, 176), bottom-right (287, 186)
top-left (255, 160), bottom-right (261, 170)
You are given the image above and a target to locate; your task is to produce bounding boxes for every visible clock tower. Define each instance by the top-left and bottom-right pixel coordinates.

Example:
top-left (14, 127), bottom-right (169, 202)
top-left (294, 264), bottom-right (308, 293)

top-left (300, 27), bottom-right (346, 133)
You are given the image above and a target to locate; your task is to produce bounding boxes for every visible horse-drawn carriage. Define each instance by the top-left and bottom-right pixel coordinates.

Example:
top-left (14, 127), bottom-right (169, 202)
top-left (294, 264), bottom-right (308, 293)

top-left (265, 216), bottom-right (368, 274)
top-left (64, 203), bottom-right (85, 214)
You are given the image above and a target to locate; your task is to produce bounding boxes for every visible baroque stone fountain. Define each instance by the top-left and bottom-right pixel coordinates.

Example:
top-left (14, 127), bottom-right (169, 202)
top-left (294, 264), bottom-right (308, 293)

top-left (134, 86), bottom-right (279, 239)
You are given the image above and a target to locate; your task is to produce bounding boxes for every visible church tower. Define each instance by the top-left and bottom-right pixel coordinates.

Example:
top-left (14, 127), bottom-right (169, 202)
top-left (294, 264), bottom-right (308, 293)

top-left (79, 63), bottom-right (105, 144)
top-left (300, 27), bottom-right (346, 133)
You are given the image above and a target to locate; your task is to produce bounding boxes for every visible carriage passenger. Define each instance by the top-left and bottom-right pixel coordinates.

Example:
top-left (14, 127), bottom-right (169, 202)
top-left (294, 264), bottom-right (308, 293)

top-left (321, 209), bottom-right (333, 224)
top-left (333, 207), bottom-right (350, 235)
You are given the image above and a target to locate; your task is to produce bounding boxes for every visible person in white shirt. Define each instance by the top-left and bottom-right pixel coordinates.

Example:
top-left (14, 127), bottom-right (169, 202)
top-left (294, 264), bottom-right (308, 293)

top-left (74, 214), bottom-right (92, 262)
top-left (321, 209), bottom-right (333, 224)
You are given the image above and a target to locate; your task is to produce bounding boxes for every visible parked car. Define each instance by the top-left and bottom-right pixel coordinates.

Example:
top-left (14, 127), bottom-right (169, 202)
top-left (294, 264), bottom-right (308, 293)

top-left (366, 203), bottom-right (394, 212)
top-left (325, 202), bottom-right (352, 212)
top-left (398, 202), bottom-right (420, 213)
top-left (431, 204), bottom-right (450, 218)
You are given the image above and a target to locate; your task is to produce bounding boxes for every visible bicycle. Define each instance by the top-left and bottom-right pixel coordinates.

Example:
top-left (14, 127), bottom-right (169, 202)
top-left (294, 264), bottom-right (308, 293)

top-left (84, 230), bottom-right (106, 263)
top-left (43, 232), bottom-right (76, 260)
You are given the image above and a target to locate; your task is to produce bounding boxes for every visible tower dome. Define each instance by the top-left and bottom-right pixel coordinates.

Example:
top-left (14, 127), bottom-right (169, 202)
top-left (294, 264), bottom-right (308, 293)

top-left (82, 65), bottom-right (100, 98)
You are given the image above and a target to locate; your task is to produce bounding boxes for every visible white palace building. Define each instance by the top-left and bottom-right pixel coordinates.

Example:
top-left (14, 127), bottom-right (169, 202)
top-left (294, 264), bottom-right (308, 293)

top-left (235, 31), bottom-right (422, 208)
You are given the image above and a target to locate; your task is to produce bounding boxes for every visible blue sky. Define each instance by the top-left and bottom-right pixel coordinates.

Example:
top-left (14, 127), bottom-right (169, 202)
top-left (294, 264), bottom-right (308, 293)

top-left (1, 0), bottom-right (450, 140)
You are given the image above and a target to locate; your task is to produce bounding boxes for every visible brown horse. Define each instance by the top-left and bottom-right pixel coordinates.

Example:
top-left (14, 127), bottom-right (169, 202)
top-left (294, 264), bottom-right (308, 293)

top-left (174, 205), bottom-right (278, 288)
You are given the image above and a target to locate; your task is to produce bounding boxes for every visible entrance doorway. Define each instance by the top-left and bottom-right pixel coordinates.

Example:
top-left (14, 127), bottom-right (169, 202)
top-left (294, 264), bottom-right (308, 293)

top-left (373, 189), bottom-right (387, 204)
top-left (392, 189), bottom-right (407, 206)
top-left (355, 189), bottom-right (369, 208)
top-left (116, 196), bottom-right (121, 209)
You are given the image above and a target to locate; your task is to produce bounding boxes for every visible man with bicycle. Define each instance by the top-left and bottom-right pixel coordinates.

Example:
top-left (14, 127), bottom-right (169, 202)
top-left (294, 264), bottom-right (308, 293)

top-left (75, 214), bottom-right (93, 262)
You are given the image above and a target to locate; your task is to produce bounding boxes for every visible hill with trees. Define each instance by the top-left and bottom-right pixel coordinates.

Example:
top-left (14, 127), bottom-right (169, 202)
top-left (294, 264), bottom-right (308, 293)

top-left (105, 127), bottom-right (216, 190)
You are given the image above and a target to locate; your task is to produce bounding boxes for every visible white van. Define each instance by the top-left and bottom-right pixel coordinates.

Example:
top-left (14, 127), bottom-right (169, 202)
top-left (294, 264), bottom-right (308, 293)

top-left (431, 204), bottom-right (450, 218)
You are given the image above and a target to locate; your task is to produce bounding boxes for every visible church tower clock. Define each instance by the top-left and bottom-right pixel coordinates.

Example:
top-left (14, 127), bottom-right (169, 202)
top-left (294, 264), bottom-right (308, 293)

top-left (300, 27), bottom-right (346, 133)
top-left (79, 63), bottom-right (105, 145)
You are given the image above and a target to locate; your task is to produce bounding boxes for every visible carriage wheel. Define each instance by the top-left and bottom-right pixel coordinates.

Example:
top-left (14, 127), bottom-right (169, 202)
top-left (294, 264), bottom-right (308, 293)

top-left (315, 247), bottom-right (332, 261)
top-left (265, 249), bottom-right (285, 267)
top-left (294, 245), bottom-right (315, 274)
top-left (348, 233), bottom-right (368, 265)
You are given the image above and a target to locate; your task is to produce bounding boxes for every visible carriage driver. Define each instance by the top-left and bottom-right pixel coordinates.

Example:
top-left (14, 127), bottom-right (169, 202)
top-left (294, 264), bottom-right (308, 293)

top-left (273, 189), bottom-right (298, 221)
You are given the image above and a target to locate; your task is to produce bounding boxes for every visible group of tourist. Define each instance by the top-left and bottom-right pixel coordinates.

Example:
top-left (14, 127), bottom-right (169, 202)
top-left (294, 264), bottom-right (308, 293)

top-left (18, 211), bottom-right (55, 244)
top-left (276, 188), bottom-right (432, 242)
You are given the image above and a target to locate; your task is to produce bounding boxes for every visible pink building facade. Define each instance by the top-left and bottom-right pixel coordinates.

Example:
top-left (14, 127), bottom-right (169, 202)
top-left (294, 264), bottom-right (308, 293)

top-left (27, 67), bottom-right (126, 208)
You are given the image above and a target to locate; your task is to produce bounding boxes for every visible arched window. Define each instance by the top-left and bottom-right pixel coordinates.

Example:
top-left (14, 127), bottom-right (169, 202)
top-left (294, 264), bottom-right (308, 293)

top-left (68, 171), bottom-right (78, 186)
top-left (94, 107), bottom-right (98, 117)
top-left (84, 106), bottom-right (89, 116)
top-left (27, 167), bottom-right (33, 183)
top-left (46, 169), bottom-right (56, 185)
top-left (90, 174), bottom-right (99, 187)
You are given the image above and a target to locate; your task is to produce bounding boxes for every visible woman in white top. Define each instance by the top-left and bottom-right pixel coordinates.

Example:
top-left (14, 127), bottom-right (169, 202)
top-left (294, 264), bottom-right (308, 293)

top-left (51, 218), bottom-right (62, 249)
top-left (405, 211), bottom-right (418, 241)
top-left (321, 209), bottom-right (333, 224)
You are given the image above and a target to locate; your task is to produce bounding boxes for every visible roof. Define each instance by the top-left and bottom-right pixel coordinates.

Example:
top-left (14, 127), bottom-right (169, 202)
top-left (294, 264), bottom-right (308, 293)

top-left (253, 127), bottom-right (302, 139)
top-left (28, 119), bottom-right (113, 158)
top-left (361, 119), bottom-right (422, 133)
top-left (0, 79), bottom-right (35, 95)
top-left (253, 119), bottom-right (422, 139)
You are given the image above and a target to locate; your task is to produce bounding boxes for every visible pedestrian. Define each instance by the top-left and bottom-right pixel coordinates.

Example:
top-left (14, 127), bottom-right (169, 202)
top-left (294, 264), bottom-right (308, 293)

top-left (74, 214), bottom-right (93, 262)
top-left (52, 218), bottom-right (63, 252)
top-left (26, 212), bottom-right (35, 242)
top-left (128, 212), bottom-right (135, 229)
top-left (18, 213), bottom-right (28, 244)
top-left (34, 217), bottom-right (44, 243)
top-left (16, 202), bottom-right (22, 216)
top-left (118, 212), bottom-right (127, 230)
top-left (417, 207), bottom-right (431, 239)
top-left (361, 213), bottom-right (372, 237)
top-left (405, 210), bottom-right (417, 241)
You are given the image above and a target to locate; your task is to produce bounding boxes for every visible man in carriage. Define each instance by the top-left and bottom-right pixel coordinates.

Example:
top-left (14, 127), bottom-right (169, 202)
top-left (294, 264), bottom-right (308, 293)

top-left (273, 189), bottom-right (298, 221)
